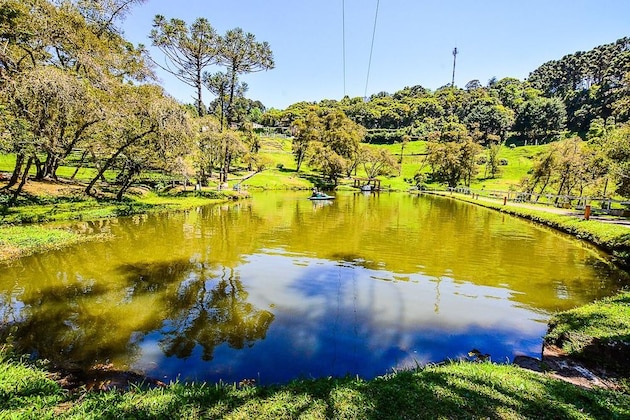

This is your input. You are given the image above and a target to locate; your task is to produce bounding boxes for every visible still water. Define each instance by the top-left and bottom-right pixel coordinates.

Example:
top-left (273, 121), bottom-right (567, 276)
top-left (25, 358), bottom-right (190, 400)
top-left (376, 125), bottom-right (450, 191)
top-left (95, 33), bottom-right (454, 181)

top-left (0, 192), bottom-right (627, 384)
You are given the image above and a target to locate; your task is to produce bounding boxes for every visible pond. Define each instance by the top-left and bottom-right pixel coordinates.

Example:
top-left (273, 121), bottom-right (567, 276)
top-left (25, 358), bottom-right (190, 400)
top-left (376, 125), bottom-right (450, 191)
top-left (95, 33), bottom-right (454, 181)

top-left (0, 192), bottom-right (627, 385)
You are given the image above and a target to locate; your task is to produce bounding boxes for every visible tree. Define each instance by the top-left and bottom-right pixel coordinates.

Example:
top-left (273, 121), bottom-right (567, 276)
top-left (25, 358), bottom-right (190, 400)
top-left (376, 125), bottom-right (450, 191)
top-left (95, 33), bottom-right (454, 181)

top-left (484, 142), bottom-right (502, 179)
top-left (203, 71), bottom-right (246, 131)
top-left (464, 103), bottom-right (514, 143)
top-left (514, 97), bottom-right (566, 144)
top-left (216, 28), bottom-right (274, 125)
top-left (522, 148), bottom-right (555, 196)
top-left (604, 124), bottom-right (630, 197)
top-left (307, 141), bottom-right (347, 185)
top-left (321, 110), bottom-right (365, 159)
top-left (149, 15), bottom-right (219, 116)
top-left (358, 145), bottom-right (398, 178)
top-left (85, 84), bottom-right (191, 197)
top-left (427, 138), bottom-right (481, 187)
top-left (75, 0), bottom-right (147, 37)
top-left (9, 65), bottom-right (105, 180)
top-left (290, 112), bottom-right (321, 172)
top-left (398, 134), bottom-right (410, 175)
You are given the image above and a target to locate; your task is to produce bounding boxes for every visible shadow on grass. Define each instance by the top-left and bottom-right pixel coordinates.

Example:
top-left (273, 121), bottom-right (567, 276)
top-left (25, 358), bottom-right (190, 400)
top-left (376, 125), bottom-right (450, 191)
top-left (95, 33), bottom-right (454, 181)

top-left (36, 363), bottom-right (627, 419)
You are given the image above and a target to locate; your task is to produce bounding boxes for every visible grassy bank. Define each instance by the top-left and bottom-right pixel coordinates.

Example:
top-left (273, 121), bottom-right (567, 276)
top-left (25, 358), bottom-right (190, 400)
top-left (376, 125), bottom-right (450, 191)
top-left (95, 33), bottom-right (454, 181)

top-left (0, 225), bottom-right (101, 262)
top-left (546, 292), bottom-right (630, 377)
top-left (1, 350), bottom-right (629, 419)
top-left (429, 191), bottom-right (630, 267)
top-left (0, 189), bottom-right (241, 262)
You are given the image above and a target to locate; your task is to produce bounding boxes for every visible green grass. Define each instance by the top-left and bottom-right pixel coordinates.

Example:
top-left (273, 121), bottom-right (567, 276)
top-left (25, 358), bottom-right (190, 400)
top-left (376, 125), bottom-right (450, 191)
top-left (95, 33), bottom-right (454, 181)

top-left (546, 292), bottom-right (630, 375)
top-left (244, 140), bottom-right (543, 193)
top-left (1, 349), bottom-right (629, 419)
top-left (0, 141), bottom-right (542, 195)
top-left (471, 145), bottom-right (545, 190)
top-left (242, 168), bottom-right (313, 190)
top-left (0, 191), bottom-right (236, 262)
top-left (0, 225), bottom-right (95, 261)
top-left (434, 191), bottom-right (630, 267)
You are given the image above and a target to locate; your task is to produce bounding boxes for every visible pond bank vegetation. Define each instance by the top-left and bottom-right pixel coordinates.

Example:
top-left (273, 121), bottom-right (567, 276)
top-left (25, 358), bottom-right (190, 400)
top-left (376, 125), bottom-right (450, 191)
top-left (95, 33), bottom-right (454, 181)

top-left (0, 183), bottom-right (246, 262)
top-left (1, 345), bottom-right (629, 419)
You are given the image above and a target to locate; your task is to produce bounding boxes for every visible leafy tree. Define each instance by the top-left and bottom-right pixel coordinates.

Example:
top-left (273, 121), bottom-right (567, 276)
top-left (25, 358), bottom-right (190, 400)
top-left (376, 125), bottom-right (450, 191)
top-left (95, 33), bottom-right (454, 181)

top-left (216, 129), bottom-right (247, 183)
top-left (149, 15), bottom-right (219, 116)
top-left (203, 71), bottom-right (246, 131)
top-left (85, 84), bottom-right (191, 197)
top-left (307, 141), bottom-right (347, 185)
top-left (464, 103), bottom-right (514, 143)
top-left (358, 145), bottom-right (398, 178)
top-left (611, 72), bottom-right (630, 122)
top-left (514, 97), bottom-right (566, 144)
top-left (73, 0), bottom-right (144, 34)
top-left (216, 27), bottom-right (274, 125)
top-left (427, 138), bottom-right (481, 187)
top-left (290, 112), bottom-right (321, 172)
top-left (484, 142), bottom-right (502, 179)
top-left (604, 124), bottom-right (630, 197)
top-left (522, 148), bottom-right (555, 196)
top-left (321, 110), bottom-right (365, 159)
top-left (9, 65), bottom-right (105, 180)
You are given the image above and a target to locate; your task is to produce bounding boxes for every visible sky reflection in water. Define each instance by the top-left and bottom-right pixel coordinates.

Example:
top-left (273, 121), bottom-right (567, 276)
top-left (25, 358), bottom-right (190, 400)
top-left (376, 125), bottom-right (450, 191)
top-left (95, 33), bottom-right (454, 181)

top-left (0, 192), bottom-right (626, 385)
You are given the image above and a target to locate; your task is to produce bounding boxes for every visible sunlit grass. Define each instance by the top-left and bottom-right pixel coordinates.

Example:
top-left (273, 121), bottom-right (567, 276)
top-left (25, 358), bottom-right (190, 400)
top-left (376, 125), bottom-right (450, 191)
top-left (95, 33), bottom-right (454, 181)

top-left (1, 351), bottom-right (629, 419)
top-left (243, 168), bottom-right (313, 190)
top-left (0, 225), bottom-right (89, 262)
top-left (546, 292), bottom-right (630, 374)
top-left (0, 191), bottom-right (232, 261)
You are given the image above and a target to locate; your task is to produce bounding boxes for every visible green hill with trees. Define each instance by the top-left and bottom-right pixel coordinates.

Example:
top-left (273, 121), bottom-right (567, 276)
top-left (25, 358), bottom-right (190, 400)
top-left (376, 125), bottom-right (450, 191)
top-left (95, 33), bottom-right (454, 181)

top-left (1, 0), bottom-right (629, 203)
top-left (1, 2), bottom-right (630, 417)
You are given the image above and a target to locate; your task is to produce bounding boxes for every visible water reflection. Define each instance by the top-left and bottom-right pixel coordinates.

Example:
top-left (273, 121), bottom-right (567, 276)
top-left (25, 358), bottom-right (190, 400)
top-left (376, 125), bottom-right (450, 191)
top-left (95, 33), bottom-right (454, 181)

top-left (1, 255), bottom-right (273, 372)
top-left (0, 192), bottom-right (627, 384)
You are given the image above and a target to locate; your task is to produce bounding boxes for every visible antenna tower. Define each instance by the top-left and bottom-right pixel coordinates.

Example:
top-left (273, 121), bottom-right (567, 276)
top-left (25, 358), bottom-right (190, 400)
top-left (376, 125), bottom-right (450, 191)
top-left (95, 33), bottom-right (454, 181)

top-left (451, 47), bottom-right (458, 88)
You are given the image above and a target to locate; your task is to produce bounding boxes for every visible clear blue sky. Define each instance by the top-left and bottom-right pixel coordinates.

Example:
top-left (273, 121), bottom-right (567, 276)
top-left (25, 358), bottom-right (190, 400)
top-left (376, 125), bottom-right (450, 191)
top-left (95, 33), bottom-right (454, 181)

top-left (120, 0), bottom-right (630, 110)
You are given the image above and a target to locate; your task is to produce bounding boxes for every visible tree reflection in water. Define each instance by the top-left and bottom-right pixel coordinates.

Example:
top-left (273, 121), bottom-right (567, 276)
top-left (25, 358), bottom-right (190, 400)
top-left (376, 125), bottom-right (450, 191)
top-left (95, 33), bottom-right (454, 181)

top-left (160, 267), bottom-right (274, 361)
top-left (0, 255), bottom-right (274, 372)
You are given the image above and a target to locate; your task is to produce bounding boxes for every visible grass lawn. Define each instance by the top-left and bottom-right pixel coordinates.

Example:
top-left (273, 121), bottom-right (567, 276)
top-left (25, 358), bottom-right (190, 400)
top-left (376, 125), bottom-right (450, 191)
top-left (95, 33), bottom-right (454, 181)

top-left (546, 292), bottom-right (630, 376)
top-left (1, 352), bottom-right (629, 419)
top-left (0, 189), bottom-right (235, 262)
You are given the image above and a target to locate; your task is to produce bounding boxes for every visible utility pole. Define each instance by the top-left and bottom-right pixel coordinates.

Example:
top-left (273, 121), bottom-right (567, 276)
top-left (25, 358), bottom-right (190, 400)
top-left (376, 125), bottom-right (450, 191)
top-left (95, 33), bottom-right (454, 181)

top-left (451, 47), bottom-right (458, 88)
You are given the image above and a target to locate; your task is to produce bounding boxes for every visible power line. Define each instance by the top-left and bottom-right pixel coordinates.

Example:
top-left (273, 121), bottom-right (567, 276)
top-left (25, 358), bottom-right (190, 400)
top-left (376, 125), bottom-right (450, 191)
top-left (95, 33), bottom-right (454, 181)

top-left (364, 0), bottom-right (380, 100)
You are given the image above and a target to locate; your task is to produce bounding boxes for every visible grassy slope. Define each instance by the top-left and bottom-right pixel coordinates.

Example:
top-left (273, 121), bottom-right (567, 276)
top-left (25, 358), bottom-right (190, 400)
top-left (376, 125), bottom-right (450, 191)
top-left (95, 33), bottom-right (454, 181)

top-left (0, 139), bottom-right (545, 193)
top-left (546, 292), bottom-right (630, 375)
top-left (242, 138), bottom-right (545, 192)
top-left (1, 353), bottom-right (629, 419)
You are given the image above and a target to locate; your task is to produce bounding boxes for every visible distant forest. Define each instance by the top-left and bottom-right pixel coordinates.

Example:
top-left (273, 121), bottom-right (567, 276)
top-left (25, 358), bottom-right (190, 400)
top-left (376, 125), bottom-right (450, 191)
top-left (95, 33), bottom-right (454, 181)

top-left (1, 1), bottom-right (628, 199)
top-left (260, 37), bottom-right (630, 145)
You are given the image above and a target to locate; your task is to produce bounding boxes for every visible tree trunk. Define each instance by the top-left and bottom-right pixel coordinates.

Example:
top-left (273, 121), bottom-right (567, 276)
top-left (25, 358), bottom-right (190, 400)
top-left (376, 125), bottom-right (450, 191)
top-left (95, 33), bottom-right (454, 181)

top-left (86, 147), bottom-right (128, 195)
top-left (196, 66), bottom-right (204, 117)
top-left (70, 150), bottom-right (89, 179)
top-left (3, 152), bottom-right (24, 189)
top-left (8, 157), bottom-right (33, 207)
top-left (33, 155), bottom-right (44, 180)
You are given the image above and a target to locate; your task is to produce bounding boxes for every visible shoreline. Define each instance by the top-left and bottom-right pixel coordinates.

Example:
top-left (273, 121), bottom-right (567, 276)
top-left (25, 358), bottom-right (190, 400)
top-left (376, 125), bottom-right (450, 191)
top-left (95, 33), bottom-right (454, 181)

top-left (1, 184), bottom-right (629, 417)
